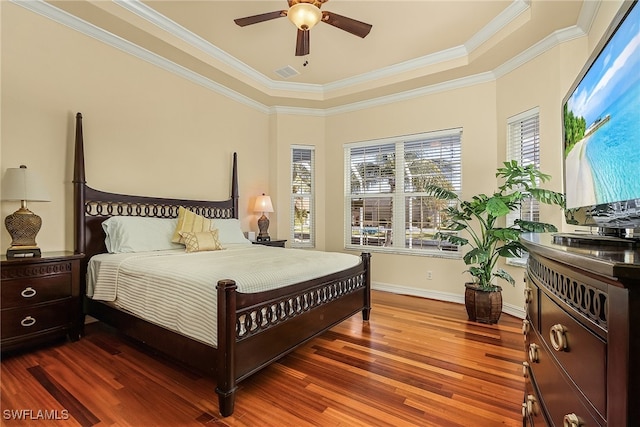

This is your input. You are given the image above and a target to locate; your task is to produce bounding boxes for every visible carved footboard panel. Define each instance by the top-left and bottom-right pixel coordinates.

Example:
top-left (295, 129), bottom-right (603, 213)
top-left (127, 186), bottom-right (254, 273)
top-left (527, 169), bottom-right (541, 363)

top-left (216, 253), bottom-right (371, 416)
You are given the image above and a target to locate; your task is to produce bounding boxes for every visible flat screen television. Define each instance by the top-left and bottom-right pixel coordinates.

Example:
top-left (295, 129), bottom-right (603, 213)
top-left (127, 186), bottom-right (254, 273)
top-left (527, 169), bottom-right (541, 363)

top-left (562, 0), bottom-right (640, 240)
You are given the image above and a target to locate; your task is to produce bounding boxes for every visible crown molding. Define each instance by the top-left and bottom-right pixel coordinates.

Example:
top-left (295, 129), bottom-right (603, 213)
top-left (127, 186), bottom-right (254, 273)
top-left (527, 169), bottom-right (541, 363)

top-left (113, 0), bottom-right (326, 96)
top-left (113, 0), bottom-right (530, 99)
top-left (464, 0), bottom-right (531, 53)
top-left (324, 72), bottom-right (497, 116)
top-left (11, 0), bottom-right (599, 117)
top-left (576, 0), bottom-right (602, 34)
top-left (493, 25), bottom-right (587, 79)
top-left (11, 0), bottom-right (271, 114)
top-left (113, 0), bottom-right (534, 98)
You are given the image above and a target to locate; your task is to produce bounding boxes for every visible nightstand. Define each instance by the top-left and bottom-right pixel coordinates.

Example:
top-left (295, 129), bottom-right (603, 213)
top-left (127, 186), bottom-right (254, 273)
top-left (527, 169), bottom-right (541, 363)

top-left (1, 252), bottom-right (84, 353)
top-left (252, 239), bottom-right (287, 248)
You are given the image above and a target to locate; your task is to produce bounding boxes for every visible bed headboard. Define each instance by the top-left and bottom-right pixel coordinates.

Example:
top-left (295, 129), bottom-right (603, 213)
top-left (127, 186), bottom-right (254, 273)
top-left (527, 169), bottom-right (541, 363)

top-left (73, 112), bottom-right (239, 263)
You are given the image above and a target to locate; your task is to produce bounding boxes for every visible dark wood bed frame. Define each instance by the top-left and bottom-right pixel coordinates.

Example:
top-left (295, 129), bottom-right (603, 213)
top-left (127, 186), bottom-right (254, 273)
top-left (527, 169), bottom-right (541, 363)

top-left (72, 112), bottom-right (371, 417)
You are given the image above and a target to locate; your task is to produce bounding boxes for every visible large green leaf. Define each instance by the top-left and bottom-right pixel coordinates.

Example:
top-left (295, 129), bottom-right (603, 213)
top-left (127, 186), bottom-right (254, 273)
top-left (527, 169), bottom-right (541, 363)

top-left (464, 248), bottom-right (489, 265)
top-left (486, 197), bottom-right (510, 217)
top-left (491, 228), bottom-right (521, 242)
top-left (493, 268), bottom-right (515, 285)
top-left (530, 188), bottom-right (565, 207)
top-left (497, 241), bottom-right (525, 257)
top-left (435, 233), bottom-right (468, 246)
top-left (516, 219), bottom-right (558, 233)
top-left (466, 266), bottom-right (486, 281)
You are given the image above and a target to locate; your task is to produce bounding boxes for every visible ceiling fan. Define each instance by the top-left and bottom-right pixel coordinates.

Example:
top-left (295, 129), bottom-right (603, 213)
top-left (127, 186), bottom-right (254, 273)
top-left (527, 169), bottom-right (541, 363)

top-left (234, 0), bottom-right (372, 56)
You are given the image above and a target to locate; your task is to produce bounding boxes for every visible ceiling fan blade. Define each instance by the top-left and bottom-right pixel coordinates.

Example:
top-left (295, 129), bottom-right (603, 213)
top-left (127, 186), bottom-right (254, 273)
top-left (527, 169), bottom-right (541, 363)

top-left (321, 11), bottom-right (372, 38)
top-left (234, 11), bottom-right (286, 27)
top-left (295, 29), bottom-right (310, 56)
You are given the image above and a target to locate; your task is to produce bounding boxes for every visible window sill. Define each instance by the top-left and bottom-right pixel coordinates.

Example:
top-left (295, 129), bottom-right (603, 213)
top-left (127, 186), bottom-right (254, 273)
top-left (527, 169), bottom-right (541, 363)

top-left (345, 244), bottom-right (461, 259)
top-left (506, 257), bottom-right (527, 267)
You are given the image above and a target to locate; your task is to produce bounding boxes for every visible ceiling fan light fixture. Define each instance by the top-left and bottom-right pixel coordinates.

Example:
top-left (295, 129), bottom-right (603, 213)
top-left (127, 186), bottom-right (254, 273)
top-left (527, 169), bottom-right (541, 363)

top-left (287, 3), bottom-right (321, 31)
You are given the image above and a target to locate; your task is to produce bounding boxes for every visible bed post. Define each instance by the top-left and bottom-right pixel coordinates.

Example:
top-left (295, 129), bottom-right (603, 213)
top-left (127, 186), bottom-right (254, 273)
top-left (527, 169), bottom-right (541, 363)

top-left (231, 153), bottom-right (238, 219)
top-left (361, 252), bottom-right (372, 321)
top-left (73, 112), bottom-right (86, 256)
top-left (216, 279), bottom-right (238, 416)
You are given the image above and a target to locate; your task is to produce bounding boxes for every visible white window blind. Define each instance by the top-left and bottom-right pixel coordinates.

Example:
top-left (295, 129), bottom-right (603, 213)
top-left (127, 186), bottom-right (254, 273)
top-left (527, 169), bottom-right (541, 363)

top-left (507, 108), bottom-right (540, 265)
top-left (291, 146), bottom-right (315, 248)
top-left (345, 129), bottom-right (462, 255)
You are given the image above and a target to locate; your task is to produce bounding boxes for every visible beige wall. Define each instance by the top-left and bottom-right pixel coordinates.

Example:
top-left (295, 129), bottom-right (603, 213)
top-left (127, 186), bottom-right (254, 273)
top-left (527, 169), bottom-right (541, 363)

top-left (1, 3), bottom-right (271, 252)
top-left (324, 82), bottom-right (500, 299)
top-left (269, 113), bottom-right (326, 247)
top-left (1, 1), bottom-right (622, 317)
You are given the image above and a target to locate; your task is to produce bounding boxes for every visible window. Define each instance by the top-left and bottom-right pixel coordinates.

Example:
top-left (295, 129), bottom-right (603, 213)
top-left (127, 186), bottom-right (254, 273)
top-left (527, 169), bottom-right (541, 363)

top-left (345, 129), bottom-right (462, 255)
top-left (291, 146), bottom-right (315, 248)
top-left (507, 108), bottom-right (540, 265)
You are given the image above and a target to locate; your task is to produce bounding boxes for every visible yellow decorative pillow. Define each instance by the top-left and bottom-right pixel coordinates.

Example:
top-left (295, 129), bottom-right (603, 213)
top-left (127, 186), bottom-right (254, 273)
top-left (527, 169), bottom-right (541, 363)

top-left (172, 207), bottom-right (213, 244)
top-left (179, 230), bottom-right (223, 253)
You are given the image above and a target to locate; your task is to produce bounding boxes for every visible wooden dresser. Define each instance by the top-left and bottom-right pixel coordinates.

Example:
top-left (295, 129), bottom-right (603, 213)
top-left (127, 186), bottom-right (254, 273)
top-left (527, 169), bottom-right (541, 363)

top-left (520, 233), bottom-right (640, 426)
top-left (1, 252), bottom-right (84, 353)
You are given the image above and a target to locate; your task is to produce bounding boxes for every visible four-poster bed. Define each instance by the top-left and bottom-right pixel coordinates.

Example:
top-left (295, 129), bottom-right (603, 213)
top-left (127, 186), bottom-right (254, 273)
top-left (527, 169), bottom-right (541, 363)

top-left (72, 112), bottom-right (371, 416)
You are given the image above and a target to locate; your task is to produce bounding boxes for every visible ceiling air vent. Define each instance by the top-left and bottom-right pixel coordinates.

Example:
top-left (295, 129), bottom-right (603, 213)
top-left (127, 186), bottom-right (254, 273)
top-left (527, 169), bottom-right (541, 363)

top-left (274, 65), bottom-right (300, 79)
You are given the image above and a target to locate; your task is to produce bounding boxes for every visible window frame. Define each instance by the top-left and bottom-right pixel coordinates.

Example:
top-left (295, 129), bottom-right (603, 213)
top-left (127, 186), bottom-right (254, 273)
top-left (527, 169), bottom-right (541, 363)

top-left (344, 129), bottom-right (463, 257)
top-left (290, 145), bottom-right (315, 248)
top-left (506, 107), bottom-right (540, 266)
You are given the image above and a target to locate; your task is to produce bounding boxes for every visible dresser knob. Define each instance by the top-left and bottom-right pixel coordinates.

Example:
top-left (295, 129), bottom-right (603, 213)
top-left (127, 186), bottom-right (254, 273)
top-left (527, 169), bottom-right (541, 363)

top-left (522, 361), bottom-right (530, 378)
top-left (563, 413), bottom-right (583, 427)
top-left (528, 343), bottom-right (539, 363)
top-left (522, 319), bottom-right (530, 336)
top-left (20, 287), bottom-right (37, 298)
top-left (550, 324), bottom-right (568, 351)
top-left (524, 286), bottom-right (533, 304)
top-left (20, 316), bottom-right (36, 327)
top-left (522, 394), bottom-right (538, 417)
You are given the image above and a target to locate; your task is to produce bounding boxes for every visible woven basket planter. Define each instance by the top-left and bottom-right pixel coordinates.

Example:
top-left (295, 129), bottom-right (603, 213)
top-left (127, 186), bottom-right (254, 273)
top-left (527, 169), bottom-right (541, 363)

top-left (464, 283), bottom-right (502, 324)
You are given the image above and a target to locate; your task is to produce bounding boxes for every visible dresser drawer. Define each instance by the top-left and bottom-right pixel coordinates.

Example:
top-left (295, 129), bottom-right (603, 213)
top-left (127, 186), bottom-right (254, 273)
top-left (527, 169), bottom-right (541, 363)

top-left (1, 274), bottom-right (72, 308)
top-left (539, 291), bottom-right (606, 417)
top-left (1, 300), bottom-right (75, 340)
top-left (527, 329), bottom-right (604, 427)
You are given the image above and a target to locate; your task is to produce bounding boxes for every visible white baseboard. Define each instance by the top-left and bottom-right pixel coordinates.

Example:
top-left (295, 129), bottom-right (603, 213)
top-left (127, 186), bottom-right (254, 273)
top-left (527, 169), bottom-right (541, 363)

top-left (371, 282), bottom-right (525, 320)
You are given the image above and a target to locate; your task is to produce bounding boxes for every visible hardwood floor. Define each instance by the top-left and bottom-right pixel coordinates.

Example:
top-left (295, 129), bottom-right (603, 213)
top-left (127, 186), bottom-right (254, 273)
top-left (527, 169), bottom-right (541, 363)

top-left (1, 291), bottom-right (525, 426)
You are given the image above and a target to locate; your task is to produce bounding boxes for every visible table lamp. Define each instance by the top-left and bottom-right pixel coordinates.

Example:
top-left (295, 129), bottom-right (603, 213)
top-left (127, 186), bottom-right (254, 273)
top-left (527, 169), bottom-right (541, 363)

top-left (2, 165), bottom-right (51, 258)
top-left (254, 193), bottom-right (274, 242)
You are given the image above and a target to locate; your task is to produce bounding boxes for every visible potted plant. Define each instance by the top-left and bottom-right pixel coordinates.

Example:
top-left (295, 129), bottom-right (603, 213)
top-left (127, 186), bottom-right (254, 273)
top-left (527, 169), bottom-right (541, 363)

top-left (424, 161), bottom-right (565, 324)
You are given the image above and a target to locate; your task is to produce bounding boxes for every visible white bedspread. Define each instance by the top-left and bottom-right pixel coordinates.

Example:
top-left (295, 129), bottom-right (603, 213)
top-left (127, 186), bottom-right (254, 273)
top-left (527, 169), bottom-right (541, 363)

top-left (87, 244), bottom-right (361, 346)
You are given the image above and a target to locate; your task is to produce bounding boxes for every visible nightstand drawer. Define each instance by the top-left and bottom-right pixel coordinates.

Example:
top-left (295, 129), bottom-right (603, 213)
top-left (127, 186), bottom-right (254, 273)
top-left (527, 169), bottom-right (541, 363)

top-left (1, 274), bottom-right (72, 308)
top-left (1, 299), bottom-right (75, 340)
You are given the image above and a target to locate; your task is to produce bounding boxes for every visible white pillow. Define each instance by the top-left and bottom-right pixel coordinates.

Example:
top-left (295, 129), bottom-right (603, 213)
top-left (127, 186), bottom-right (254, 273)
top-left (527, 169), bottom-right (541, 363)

top-left (102, 216), bottom-right (183, 253)
top-left (210, 218), bottom-right (251, 245)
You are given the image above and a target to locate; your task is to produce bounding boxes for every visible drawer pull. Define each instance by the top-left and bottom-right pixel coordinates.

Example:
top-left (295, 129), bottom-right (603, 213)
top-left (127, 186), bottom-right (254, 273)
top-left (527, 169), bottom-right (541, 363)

top-left (20, 316), bottom-right (36, 327)
top-left (21, 287), bottom-right (37, 298)
top-left (522, 319), bottom-right (530, 336)
top-left (528, 343), bottom-right (539, 363)
top-left (522, 361), bottom-right (530, 378)
top-left (522, 394), bottom-right (538, 417)
top-left (563, 413), bottom-right (583, 427)
top-left (524, 287), bottom-right (533, 304)
top-left (550, 324), bottom-right (568, 352)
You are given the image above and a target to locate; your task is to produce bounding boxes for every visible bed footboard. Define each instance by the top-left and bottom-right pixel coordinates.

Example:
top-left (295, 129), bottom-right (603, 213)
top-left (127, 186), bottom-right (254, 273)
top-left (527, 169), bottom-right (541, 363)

top-left (215, 252), bottom-right (371, 417)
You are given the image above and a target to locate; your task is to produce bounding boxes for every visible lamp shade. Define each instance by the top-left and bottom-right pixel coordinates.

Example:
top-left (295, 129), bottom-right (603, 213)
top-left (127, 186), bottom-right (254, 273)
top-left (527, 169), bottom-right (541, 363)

top-left (1, 165), bottom-right (51, 202)
top-left (287, 3), bottom-right (322, 30)
top-left (254, 194), bottom-right (274, 213)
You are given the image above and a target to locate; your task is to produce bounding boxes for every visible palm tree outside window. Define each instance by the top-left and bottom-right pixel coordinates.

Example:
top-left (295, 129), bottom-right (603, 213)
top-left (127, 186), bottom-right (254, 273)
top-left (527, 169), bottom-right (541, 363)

top-left (345, 129), bottom-right (462, 255)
